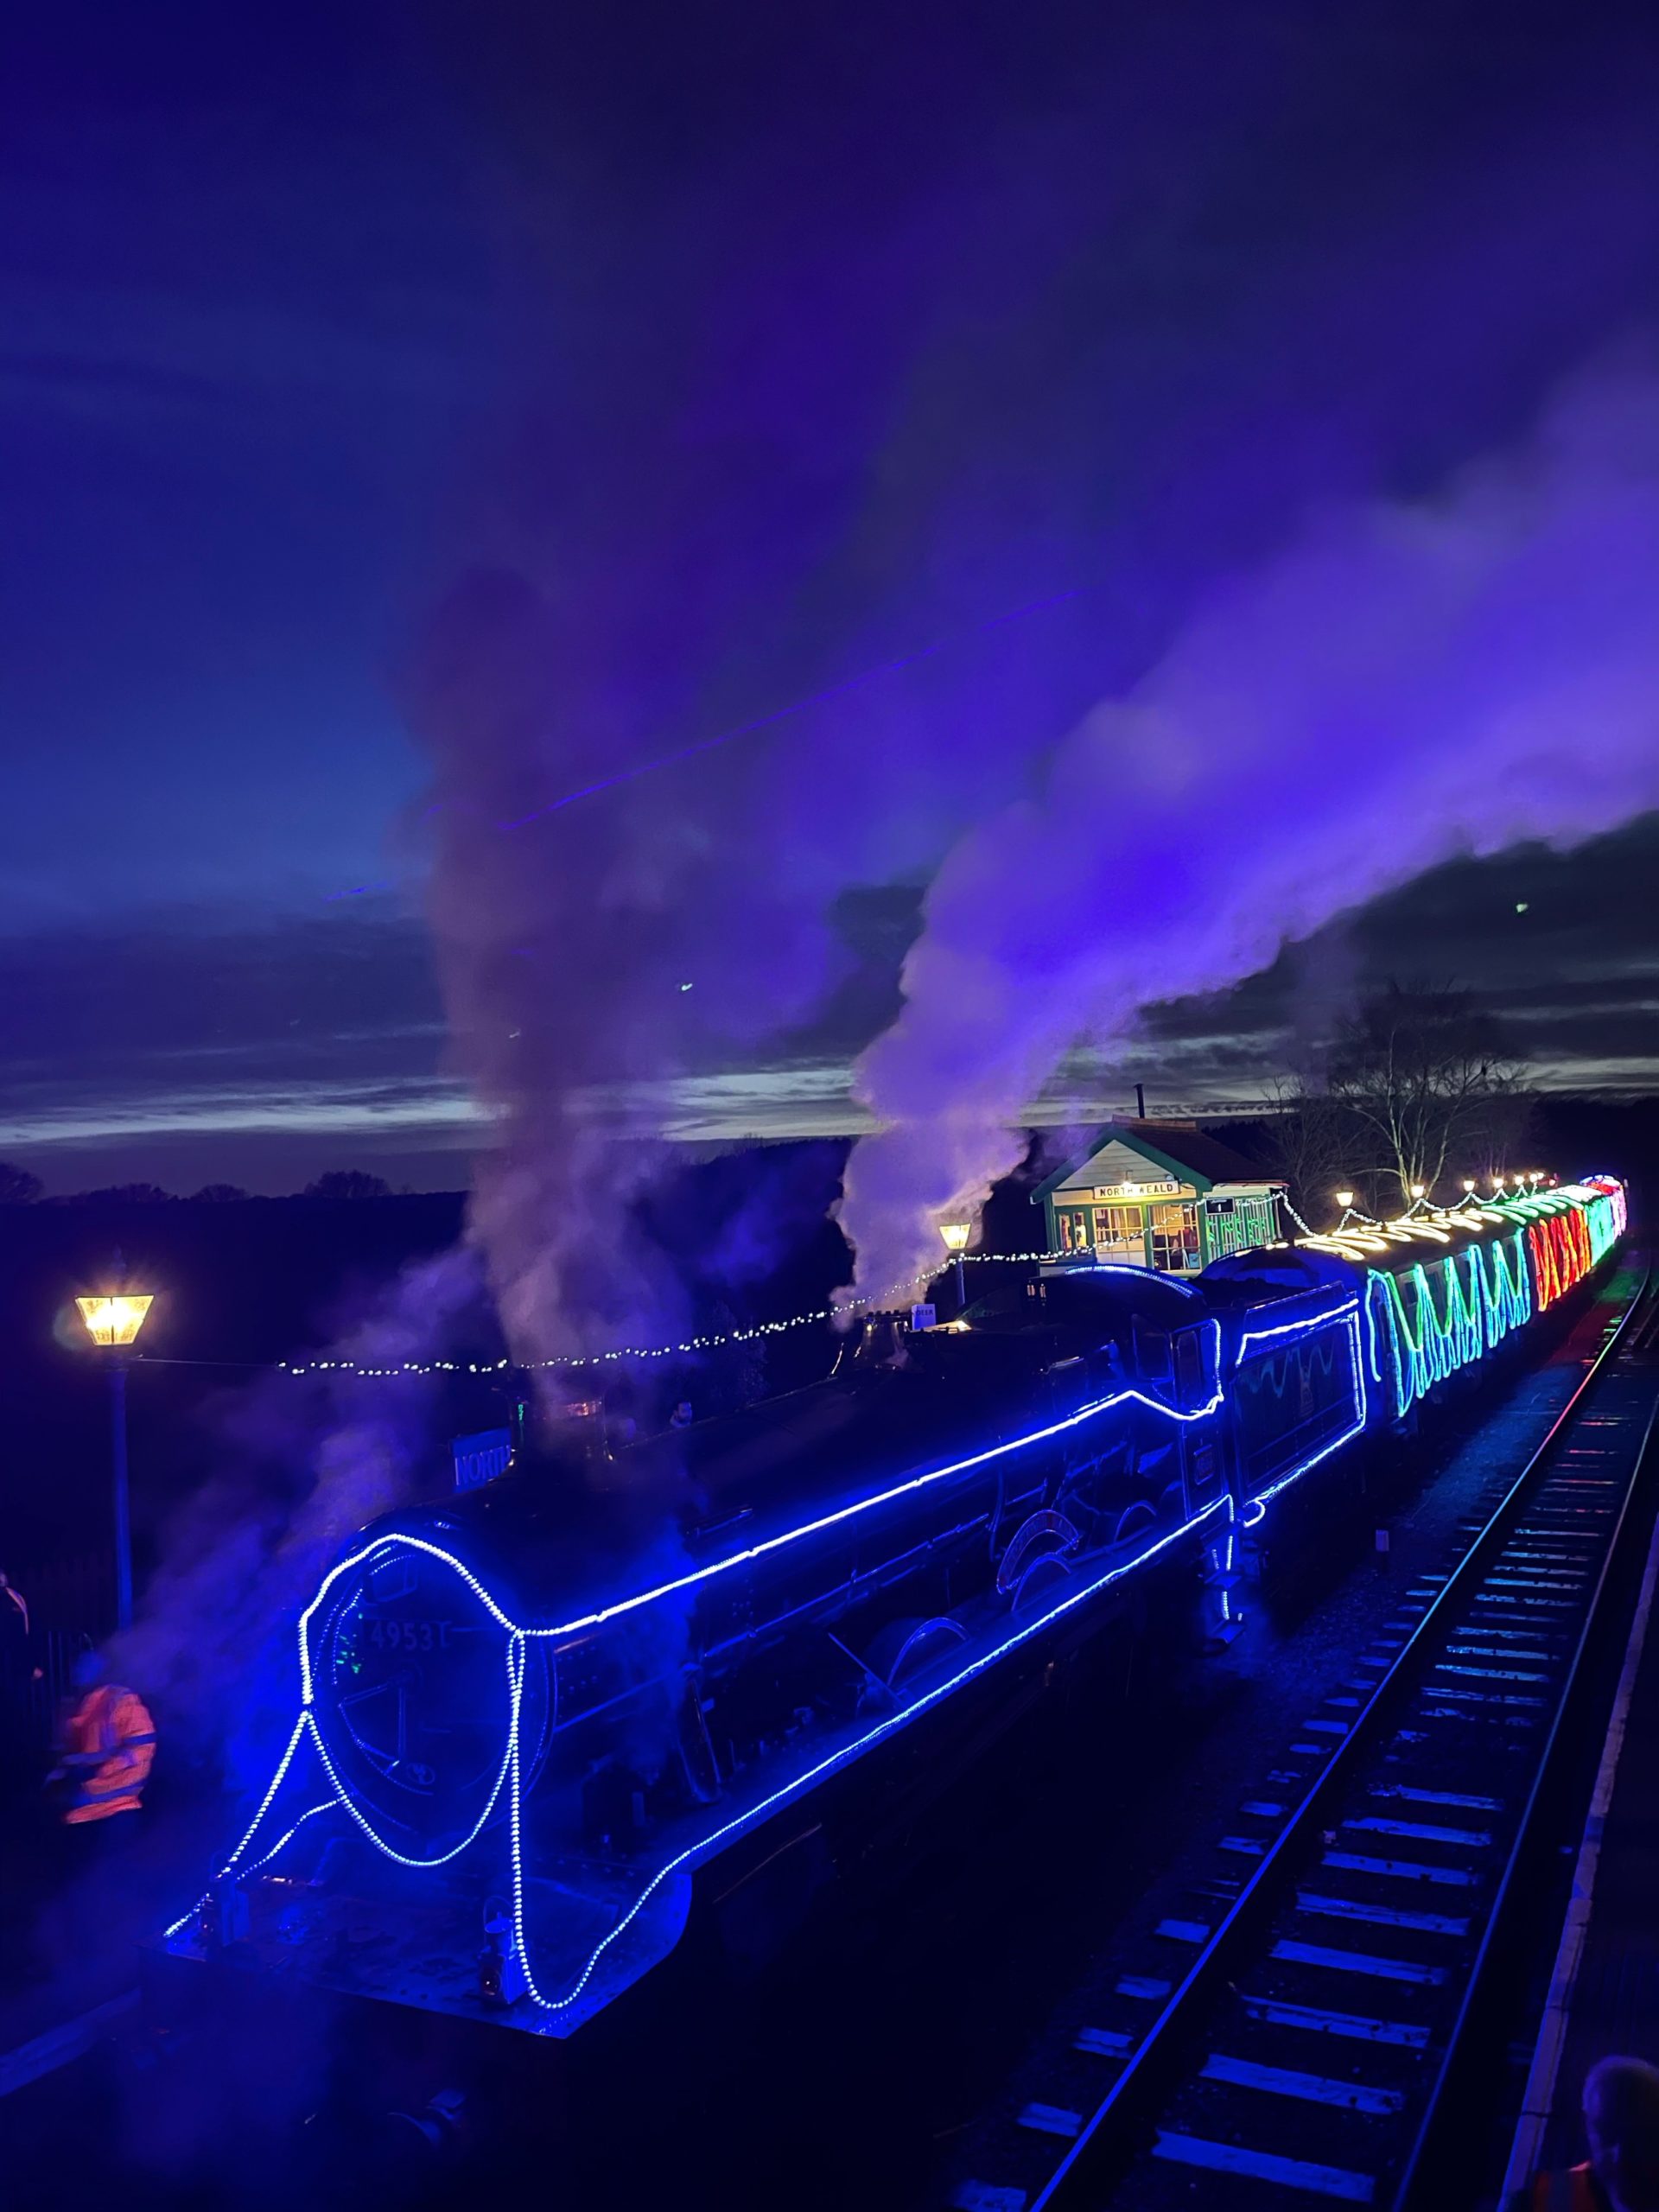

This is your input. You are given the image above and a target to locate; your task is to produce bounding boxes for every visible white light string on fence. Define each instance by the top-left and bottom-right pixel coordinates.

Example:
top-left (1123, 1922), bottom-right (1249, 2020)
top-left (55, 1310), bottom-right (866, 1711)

top-left (276, 1249), bottom-right (1090, 1379)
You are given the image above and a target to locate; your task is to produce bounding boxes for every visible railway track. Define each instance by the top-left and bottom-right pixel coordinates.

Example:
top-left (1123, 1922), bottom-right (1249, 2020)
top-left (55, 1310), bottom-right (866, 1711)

top-left (951, 1261), bottom-right (1659, 2212)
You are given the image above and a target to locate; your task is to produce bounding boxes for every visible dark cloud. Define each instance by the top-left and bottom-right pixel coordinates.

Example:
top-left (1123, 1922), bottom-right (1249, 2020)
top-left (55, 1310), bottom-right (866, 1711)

top-left (6, 3), bottom-right (1658, 1211)
top-left (3, 816), bottom-right (1654, 1195)
top-left (0, 904), bottom-right (459, 1190)
top-left (1105, 819), bottom-right (1659, 1106)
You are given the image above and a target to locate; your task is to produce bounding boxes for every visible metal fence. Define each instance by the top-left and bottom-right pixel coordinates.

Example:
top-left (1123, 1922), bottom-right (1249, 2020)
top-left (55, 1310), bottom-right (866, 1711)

top-left (1, 1624), bottom-right (94, 1755)
top-left (0, 1552), bottom-right (105, 1759)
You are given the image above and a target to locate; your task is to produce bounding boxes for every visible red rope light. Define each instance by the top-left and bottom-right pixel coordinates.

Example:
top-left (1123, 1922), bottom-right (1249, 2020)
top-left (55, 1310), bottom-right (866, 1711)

top-left (1529, 1207), bottom-right (1593, 1308)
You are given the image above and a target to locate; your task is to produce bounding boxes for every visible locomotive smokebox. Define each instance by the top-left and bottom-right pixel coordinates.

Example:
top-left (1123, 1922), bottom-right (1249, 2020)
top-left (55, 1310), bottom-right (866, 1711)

top-left (307, 1537), bottom-right (554, 1862)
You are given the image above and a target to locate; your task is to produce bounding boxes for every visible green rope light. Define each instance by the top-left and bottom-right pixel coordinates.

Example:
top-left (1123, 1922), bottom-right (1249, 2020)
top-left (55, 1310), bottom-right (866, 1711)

top-left (1370, 1228), bottom-right (1533, 1421)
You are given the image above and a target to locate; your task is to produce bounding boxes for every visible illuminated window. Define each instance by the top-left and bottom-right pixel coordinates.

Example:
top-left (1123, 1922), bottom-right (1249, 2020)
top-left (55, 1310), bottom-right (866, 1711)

top-left (1057, 1207), bottom-right (1091, 1253)
top-left (1091, 1204), bottom-right (1145, 1259)
top-left (1149, 1202), bottom-right (1201, 1273)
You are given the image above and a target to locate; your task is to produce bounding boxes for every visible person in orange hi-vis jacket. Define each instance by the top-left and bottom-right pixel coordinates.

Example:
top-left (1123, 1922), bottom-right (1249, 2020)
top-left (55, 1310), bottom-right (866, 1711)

top-left (50, 1649), bottom-right (156, 1825)
top-left (1507, 2058), bottom-right (1659, 2212)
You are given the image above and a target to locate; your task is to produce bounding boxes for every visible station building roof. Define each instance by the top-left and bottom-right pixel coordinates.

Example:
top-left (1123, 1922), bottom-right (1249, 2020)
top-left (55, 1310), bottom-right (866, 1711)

top-left (1031, 1120), bottom-right (1284, 1205)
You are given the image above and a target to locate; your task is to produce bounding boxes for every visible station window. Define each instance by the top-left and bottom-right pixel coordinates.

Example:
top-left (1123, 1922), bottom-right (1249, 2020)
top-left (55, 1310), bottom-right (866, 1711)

top-left (1091, 1205), bottom-right (1145, 1259)
top-left (1056, 1207), bottom-right (1092, 1253)
top-left (1149, 1202), bottom-right (1201, 1273)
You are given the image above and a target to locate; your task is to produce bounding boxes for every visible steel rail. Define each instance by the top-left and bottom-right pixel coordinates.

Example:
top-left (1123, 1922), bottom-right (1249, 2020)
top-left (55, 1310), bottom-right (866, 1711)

top-left (1392, 1366), bottom-right (1657, 2205)
top-left (1032, 1257), bottom-right (1656, 2212)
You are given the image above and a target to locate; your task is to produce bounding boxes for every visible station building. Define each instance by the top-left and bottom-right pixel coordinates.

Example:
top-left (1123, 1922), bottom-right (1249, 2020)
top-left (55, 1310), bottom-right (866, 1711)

top-left (1031, 1121), bottom-right (1286, 1276)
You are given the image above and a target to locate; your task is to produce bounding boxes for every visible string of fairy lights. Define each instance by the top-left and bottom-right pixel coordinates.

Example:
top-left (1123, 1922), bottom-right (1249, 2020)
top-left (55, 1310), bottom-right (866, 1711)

top-left (232, 1184), bottom-right (1577, 1384)
top-left (276, 1249), bottom-right (1076, 1378)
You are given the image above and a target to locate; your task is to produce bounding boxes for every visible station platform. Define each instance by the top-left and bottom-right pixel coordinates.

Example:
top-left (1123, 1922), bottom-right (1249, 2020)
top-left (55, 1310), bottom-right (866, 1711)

top-left (1497, 1402), bottom-right (1659, 2204)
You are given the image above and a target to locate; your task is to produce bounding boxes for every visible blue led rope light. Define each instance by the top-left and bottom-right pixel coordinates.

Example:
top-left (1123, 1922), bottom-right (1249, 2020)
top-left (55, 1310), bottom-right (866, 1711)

top-left (1234, 1305), bottom-right (1367, 1517)
top-left (212, 1713), bottom-right (313, 1881)
top-left (1236, 1302), bottom-right (1357, 1350)
top-left (162, 1719), bottom-right (324, 1937)
top-left (298, 1358), bottom-right (1230, 1702)
top-left (230, 1801), bottom-right (337, 1880)
top-left (194, 1493), bottom-right (1237, 2006)
top-left (175, 1196), bottom-right (1624, 2012)
top-left (302, 1656), bottom-right (518, 1870)
top-left (505, 1492), bottom-right (1234, 2019)
top-left (194, 1311), bottom-right (1344, 1968)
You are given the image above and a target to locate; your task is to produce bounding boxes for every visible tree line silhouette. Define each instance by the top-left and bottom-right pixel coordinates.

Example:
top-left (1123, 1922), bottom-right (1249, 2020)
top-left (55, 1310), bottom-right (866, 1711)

top-left (0, 1166), bottom-right (402, 1206)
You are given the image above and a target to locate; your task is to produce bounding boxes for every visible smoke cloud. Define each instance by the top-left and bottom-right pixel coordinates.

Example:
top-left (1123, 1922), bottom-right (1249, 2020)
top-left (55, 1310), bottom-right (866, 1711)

top-left (112, 1247), bottom-right (484, 1777)
top-left (403, 9), bottom-right (1659, 1357)
top-left (839, 359), bottom-right (1659, 1291)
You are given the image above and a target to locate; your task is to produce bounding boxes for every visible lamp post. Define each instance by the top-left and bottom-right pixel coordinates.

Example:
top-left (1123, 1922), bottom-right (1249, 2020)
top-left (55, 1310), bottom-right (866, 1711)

top-left (75, 1293), bottom-right (153, 1631)
top-left (1334, 1189), bottom-right (1355, 1228)
top-left (938, 1222), bottom-right (971, 1309)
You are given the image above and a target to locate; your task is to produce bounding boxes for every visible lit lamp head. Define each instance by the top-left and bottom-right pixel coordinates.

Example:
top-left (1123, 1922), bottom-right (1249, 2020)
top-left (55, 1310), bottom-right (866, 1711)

top-left (75, 1294), bottom-right (153, 1350)
top-left (1334, 1189), bottom-right (1355, 1217)
top-left (1410, 1182), bottom-right (1427, 1201)
top-left (938, 1221), bottom-right (972, 1255)
top-left (1462, 1178), bottom-right (1477, 1195)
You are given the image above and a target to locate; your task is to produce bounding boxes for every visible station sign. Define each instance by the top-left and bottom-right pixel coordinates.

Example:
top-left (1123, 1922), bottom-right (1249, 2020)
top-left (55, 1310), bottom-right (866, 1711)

top-left (452, 1427), bottom-right (512, 1491)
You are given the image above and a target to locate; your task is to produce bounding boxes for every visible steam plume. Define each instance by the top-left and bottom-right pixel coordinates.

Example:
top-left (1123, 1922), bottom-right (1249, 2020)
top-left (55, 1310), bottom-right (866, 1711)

top-left (112, 1248), bottom-right (482, 1775)
top-left (840, 359), bottom-right (1659, 1293)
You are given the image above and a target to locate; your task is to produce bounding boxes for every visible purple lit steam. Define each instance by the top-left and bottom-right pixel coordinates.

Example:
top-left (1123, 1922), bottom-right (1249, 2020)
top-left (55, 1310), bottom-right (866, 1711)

top-left (400, 17), bottom-right (1659, 1363)
top-left (111, 1248), bottom-right (482, 1772)
top-left (839, 360), bottom-right (1659, 1294)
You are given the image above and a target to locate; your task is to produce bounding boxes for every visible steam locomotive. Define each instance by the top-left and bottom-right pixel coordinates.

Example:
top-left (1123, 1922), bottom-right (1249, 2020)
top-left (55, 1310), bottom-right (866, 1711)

top-left (160, 1178), bottom-right (1625, 2042)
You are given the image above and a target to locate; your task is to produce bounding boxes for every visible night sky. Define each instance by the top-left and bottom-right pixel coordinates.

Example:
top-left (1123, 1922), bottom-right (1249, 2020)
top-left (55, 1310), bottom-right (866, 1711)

top-left (5, 2), bottom-right (1657, 1195)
